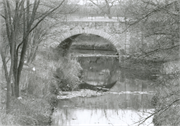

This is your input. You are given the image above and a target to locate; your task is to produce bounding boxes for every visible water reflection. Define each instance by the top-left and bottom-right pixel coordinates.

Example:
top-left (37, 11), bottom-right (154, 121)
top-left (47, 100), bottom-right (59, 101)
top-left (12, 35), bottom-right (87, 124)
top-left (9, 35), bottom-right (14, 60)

top-left (52, 80), bottom-right (155, 126)
top-left (52, 56), bottom-right (155, 126)
top-left (52, 108), bottom-right (154, 126)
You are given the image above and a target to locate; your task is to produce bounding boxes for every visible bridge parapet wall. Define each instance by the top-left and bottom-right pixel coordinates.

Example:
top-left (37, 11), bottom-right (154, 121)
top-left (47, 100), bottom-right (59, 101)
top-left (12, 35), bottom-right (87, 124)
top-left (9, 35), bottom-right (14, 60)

top-left (51, 21), bottom-right (127, 49)
top-left (62, 21), bottom-right (122, 35)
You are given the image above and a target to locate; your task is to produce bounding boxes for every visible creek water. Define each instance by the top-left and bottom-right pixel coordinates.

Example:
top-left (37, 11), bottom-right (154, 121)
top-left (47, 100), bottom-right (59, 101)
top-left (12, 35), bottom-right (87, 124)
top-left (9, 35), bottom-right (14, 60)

top-left (52, 52), bottom-right (156, 126)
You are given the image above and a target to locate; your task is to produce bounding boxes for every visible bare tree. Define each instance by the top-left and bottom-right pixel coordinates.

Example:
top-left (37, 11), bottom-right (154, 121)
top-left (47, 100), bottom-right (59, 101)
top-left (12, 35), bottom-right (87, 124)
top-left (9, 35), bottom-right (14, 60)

top-left (0, 0), bottom-right (65, 113)
top-left (121, 0), bottom-right (180, 125)
top-left (89, 0), bottom-right (118, 19)
top-left (121, 0), bottom-right (180, 60)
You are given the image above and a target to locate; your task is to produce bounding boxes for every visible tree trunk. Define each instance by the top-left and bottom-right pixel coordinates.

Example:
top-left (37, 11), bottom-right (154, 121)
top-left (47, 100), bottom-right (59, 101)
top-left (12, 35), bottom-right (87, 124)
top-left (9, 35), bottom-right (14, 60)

top-left (0, 50), bottom-right (11, 113)
top-left (6, 80), bottom-right (11, 114)
top-left (15, 38), bottom-right (29, 97)
top-left (107, 13), bottom-right (112, 19)
top-left (107, 7), bottom-right (112, 19)
top-left (14, 75), bottom-right (20, 97)
top-left (13, 52), bottom-right (19, 97)
top-left (11, 82), bottom-right (15, 96)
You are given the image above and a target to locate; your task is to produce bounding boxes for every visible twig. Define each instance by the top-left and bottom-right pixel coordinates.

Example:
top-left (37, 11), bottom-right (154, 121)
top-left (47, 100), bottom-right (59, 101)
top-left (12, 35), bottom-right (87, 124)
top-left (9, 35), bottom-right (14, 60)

top-left (119, 1), bottom-right (177, 34)
top-left (136, 98), bottom-right (180, 126)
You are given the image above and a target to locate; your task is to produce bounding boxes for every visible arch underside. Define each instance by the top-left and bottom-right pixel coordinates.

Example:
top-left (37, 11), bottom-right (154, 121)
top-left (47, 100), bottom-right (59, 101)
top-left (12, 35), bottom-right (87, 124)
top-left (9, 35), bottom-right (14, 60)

top-left (61, 29), bottom-right (120, 49)
top-left (56, 28), bottom-right (121, 57)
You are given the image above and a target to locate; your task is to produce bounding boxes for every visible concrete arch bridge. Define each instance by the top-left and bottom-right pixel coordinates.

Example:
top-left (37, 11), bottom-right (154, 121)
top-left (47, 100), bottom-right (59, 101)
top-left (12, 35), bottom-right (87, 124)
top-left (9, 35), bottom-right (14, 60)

top-left (49, 18), bottom-right (128, 62)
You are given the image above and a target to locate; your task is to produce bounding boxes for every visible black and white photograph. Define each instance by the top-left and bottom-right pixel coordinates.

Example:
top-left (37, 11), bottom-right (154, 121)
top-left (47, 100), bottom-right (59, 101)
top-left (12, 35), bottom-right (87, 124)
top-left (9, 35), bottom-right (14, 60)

top-left (0, 0), bottom-right (180, 126)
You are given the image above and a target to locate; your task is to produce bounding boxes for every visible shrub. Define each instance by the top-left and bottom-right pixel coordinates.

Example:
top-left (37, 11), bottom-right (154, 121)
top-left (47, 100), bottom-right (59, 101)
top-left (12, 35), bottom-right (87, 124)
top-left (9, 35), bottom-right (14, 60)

top-left (54, 55), bottom-right (83, 91)
top-left (49, 80), bottom-right (59, 95)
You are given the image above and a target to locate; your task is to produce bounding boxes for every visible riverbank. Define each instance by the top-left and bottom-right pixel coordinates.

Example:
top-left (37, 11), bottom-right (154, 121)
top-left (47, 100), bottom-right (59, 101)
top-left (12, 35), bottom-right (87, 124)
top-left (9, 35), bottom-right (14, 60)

top-left (152, 60), bottom-right (180, 126)
top-left (0, 92), bottom-right (53, 126)
top-left (0, 48), bottom-right (57, 126)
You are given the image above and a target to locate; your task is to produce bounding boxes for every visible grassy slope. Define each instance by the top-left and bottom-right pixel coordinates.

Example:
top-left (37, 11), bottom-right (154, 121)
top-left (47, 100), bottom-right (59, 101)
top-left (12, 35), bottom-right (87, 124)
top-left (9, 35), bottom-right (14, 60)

top-left (0, 49), bottom-right (56, 126)
top-left (0, 95), bottom-right (52, 126)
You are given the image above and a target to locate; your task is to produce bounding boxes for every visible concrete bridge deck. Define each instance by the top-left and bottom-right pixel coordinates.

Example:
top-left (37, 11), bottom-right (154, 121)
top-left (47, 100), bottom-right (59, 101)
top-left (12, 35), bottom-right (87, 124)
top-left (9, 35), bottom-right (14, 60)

top-left (62, 16), bottom-right (125, 22)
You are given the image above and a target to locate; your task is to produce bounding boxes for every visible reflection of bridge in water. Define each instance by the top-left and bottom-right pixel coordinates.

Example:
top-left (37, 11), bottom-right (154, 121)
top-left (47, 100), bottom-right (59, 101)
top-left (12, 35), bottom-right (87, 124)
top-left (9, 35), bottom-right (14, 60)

top-left (50, 17), bottom-right (156, 126)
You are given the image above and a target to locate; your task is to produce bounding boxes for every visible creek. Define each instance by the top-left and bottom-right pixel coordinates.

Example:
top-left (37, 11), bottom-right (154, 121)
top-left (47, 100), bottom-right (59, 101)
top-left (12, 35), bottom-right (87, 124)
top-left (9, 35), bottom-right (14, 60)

top-left (52, 50), bottom-right (157, 126)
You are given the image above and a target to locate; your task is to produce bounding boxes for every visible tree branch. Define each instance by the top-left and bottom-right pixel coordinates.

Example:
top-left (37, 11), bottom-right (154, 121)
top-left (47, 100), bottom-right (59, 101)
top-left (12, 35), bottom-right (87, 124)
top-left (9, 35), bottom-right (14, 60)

top-left (89, 0), bottom-right (108, 16)
top-left (137, 98), bottom-right (180, 126)
top-left (29, 0), bottom-right (65, 33)
top-left (120, 1), bottom-right (177, 33)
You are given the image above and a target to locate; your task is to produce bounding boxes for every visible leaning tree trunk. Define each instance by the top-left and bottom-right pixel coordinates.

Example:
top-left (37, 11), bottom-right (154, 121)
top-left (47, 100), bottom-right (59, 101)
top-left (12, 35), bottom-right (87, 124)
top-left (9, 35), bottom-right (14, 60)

top-left (15, 37), bottom-right (29, 97)
top-left (0, 50), bottom-right (11, 113)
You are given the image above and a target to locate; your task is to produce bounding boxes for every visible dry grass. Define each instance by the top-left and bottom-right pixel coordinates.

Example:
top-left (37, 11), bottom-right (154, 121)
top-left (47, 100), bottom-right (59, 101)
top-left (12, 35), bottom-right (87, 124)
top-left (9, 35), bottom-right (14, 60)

top-left (0, 95), bottom-right (51, 126)
top-left (0, 112), bottom-right (21, 126)
top-left (0, 47), bottom-right (59, 126)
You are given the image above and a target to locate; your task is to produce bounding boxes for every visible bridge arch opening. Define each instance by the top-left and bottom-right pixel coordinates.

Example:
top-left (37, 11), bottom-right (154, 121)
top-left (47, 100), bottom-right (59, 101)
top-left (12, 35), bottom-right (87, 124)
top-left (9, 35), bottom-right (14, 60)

top-left (70, 34), bottom-right (117, 52)
top-left (52, 29), bottom-right (122, 86)
top-left (56, 28), bottom-right (121, 58)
